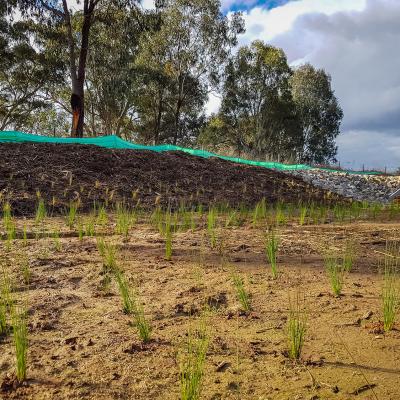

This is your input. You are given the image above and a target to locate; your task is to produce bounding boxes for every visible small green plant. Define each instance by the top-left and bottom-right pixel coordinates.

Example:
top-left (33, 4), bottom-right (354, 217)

top-left (53, 229), bottom-right (62, 251)
top-left (11, 305), bottom-right (28, 382)
top-left (115, 270), bottom-right (134, 314)
top-left (96, 236), bottom-right (106, 258)
top-left (180, 315), bottom-right (210, 400)
top-left (382, 242), bottom-right (399, 332)
top-left (20, 256), bottom-right (31, 285)
top-left (324, 254), bottom-right (345, 297)
top-left (22, 225), bottom-right (28, 247)
top-left (78, 220), bottom-right (84, 240)
top-left (164, 211), bottom-right (173, 260)
top-left (66, 202), bottom-right (78, 229)
top-left (35, 198), bottom-right (46, 225)
top-left (252, 198), bottom-right (267, 227)
top-left (133, 295), bottom-right (152, 343)
top-left (207, 207), bottom-right (217, 248)
top-left (96, 205), bottom-right (108, 228)
top-left (85, 215), bottom-right (96, 237)
top-left (116, 203), bottom-right (134, 237)
top-left (343, 239), bottom-right (356, 272)
top-left (0, 267), bottom-right (11, 335)
top-left (265, 230), bottom-right (279, 279)
top-left (287, 292), bottom-right (307, 359)
top-left (231, 271), bottom-right (251, 312)
top-left (275, 202), bottom-right (286, 225)
top-left (299, 205), bottom-right (308, 225)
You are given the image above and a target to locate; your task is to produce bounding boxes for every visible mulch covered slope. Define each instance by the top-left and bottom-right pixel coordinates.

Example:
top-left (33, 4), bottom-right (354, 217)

top-left (0, 143), bottom-right (343, 215)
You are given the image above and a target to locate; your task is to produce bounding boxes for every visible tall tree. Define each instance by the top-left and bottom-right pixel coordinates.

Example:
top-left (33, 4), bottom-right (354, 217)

top-left (0, 4), bottom-right (63, 130)
top-left (201, 41), bottom-right (301, 160)
top-left (18, 0), bottom-right (138, 137)
top-left (290, 63), bottom-right (343, 164)
top-left (135, 0), bottom-right (244, 145)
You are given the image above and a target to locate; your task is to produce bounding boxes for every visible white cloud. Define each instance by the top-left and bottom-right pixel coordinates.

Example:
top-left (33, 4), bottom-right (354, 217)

top-left (235, 0), bottom-right (367, 44)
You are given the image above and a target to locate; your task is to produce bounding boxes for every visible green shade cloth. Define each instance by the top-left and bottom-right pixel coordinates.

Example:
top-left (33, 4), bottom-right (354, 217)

top-left (0, 131), bottom-right (380, 175)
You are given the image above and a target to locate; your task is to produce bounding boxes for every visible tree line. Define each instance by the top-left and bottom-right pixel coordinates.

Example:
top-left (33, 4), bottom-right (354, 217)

top-left (0, 0), bottom-right (343, 164)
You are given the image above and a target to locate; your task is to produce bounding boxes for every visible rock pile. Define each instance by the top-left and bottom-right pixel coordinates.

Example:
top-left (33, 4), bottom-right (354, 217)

top-left (286, 169), bottom-right (400, 203)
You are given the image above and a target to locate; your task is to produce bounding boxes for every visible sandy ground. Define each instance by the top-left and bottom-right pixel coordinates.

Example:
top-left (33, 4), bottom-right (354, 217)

top-left (0, 215), bottom-right (400, 400)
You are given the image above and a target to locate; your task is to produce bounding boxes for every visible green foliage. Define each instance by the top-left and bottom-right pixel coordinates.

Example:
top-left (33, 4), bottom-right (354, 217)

top-left (35, 198), bottom-right (46, 225)
top-left (252, 198), bottom-right (267, 227)
top-left (382, 242), bottom-right (399, 332)
top-left (11, 305), bottom-right (28, 382)
top-left (287, 293), bottom-right (307, 359)
top-left (265, 230), bottom-right (279, 279)
top-left (115, 270), bottom-right (134, 315)
top-left (290, 63), bottom-right (343, 164)
top-left (231, 271), bottom-right (251, 312)
top-left (343, 240), bottom-right (356, 272)
top-left (66, 202), bottom-right (78, 230)
top-left (207, 207), bottom-right (217, 248)
top-left (115, 203), bottom-right (135, 237)
top-left (324, 254), bottom-right (345, 297)
top-left (180, 315), bottom-right (210, 400)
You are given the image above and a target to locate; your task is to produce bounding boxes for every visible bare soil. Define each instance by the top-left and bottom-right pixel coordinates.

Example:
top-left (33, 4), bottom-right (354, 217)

top-left (0, 143), bottom-right (344, 216)
top-left (1, 214), bottom-right (399, 400)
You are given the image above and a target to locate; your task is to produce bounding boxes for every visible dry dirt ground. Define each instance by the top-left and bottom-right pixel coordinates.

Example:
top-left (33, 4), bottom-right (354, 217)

top-left (1, 215), bottom-right (400, 400)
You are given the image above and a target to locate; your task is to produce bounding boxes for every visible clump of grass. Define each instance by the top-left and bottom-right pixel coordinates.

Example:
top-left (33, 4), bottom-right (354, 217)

top-left (96, 236), bottom-right (106, 258)
top-left (324, 254), bottom-right (345, 297)
top-left (115, 270), bottom-right (134, 314)
top-left (207, 207), bottom-right (217, 248)
top-left (0, 267), bottom-right (11, 335)
top-left (11, 305), bottom-right (28, 382)
top-left (22, 225), bottom-right (28, 247)
top-left (100, 242), bottom-right (118, 292)
top-left (299, 205), bottom-right (308, 225)
top-left (66, 202), bottom-right (78, 229)
top-left (35, 198), bottom-right (46, 225)
top-left (85, 214), bottom-right (96, 237)
top-left (275, 202), bottom-right (286, 225)
top-left (164, 210), bottom-right (173, 260)
top-left (116, 203), bottom-right (134, 237)
top-left (133, 295), bottom-right (152, 343)
top-left (287, 292), bottom-right (307, 360)
top-left (78, 220), bottom-right (84, 240)
top-left (252, 198), bottom-right (267, 227)
top-left (96, 205), bottom-right (108, 228)
top-left (20, 255), bottom-right (31, 285)
top-left (343, 239), bottom-right (356, 272)
top-left (53, 229), bottom-right (62, 252)
top-left (3, 202), bottom-right (16, 249)
top-left (180, 315), bottom-right (210, 400)
top-left (382, 242), bottom-right (399, 332)
top-left (265, 230), bottom-right (279, 279)
top-left (231, 271), bottom-right (251, 312)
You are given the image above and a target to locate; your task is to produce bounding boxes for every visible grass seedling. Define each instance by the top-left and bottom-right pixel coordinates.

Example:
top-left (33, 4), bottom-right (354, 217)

top-left (78, 220), bottom-right (84, 240)
top-left (96, 236), bottom-right (106, 258)
top-left (85, 214), bottom-right (96, 237)
top-left (287, 292), bottom-right (307, 360)
top-left (133, 295), bottom-right (152, 343)
top-left (96, 205), bottom-right (108, 228)
top-left (11, 305), bottom-right (28, 382)
top-left (252, 198), bottom-right (267, 228)
top-left (66, 202), bottom-right (78, 230)
top-left (180, 314), bottom-right (210, 400)
top-left (299, 205), bottom-right (307, 225)
top-left (324, 254), bottom-right (345, 297)
top-left (35, 198), bottom-right (46, 225)
top-left (114, 270), bottom-right (134, 314)
top-left (207, 207), bottom-right (217, 248)
top-left (116, 203), bottom-right (134, 237)
top-left (20, 256), bottom-right (31, 285)
top-left (0, 267), bottom-right (11, 335)
top-left (343, 239), bottom-right (356, 272)
top-left (22, 225), bottom-right (28, 247)
top-left (165, 211), bottom-right (173, 260)
top-left (53, 229), bottom-right (62, 252)
top-left (231, 271), bottom-right (251, 312)
top-left (382, 242), bottom-right (399, 332)
top-left (265, 230), bottom-right (279, 279)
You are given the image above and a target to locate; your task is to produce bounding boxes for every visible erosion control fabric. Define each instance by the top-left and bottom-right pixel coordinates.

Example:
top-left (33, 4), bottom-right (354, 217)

top-left (0, 131), bottom-right (379, 175)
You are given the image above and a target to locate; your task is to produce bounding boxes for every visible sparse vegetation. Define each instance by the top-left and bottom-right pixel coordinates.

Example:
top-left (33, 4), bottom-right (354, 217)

top-left (265, 230), bottom-right (279, 279)
top-left (287, 292), bottom-right (307, 360)
top-left (231, 270), bottom-right (251, 312)
top-left (324, 254), bottom-right (345, 297)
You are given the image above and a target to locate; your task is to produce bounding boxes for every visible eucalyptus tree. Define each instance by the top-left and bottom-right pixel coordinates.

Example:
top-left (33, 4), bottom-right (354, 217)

top-left (290, 63), bottom-right (343, 164)
top-left (207, 40), bottom-right (301, 160)
top-left (18, 0), bottom-right (139, 137)
top-left (135, 0), bottom-right (244, 145)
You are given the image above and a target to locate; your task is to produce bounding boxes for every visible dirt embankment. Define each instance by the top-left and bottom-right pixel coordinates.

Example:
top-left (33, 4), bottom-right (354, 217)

top-left (0, 143), bottom-right (344, 216)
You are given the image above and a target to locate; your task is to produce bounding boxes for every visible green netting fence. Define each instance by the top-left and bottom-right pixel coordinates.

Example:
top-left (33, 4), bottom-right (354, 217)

top-left (0, 131), bottom-right (381, 175)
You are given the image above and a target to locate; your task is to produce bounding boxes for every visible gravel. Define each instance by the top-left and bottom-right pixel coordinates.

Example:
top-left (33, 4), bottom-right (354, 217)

top-left (285, 169), bottom-right (400, 203)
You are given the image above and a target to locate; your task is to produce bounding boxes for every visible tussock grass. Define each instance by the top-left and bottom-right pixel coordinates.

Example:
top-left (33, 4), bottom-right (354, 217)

top-left (343, 239), bottom-right (356, 272)
top-left (11, 304), bottom-right (28, 382)
top-left (299, 205), bottom-right (307, 225)
top-left (207, 207), bottom-right (217, 248)
top-left (116, 203), bottom-right (135, 237)
top-left (324, 254), bottom-right (345, 297)
top-left (231, 270), bottom-right (251, 312)
top-left (252, 198), bottom-right (267, 227)
top-left (115, 270), bottom-right (134, 314)
top-left (179, 314), bottom-right (210, 400)
top-left (0, 267), bottom-right (11, 335)
top-left (96, 205), bottom-right (108, 228)
top-left (287, 292), bottom-right (307, 360)
top-left (66, 202), bottom-right (78, 229)
top-left (53, 229), bottom-right (62, 251)
top-left (164, 211), bottom-right (173, 260)
top-left (35, 198), bottom-right (46, 225)
top-left (265, 230), bottom-right (279, 279)
top-left (382, 242), bottom-right (399, 332)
